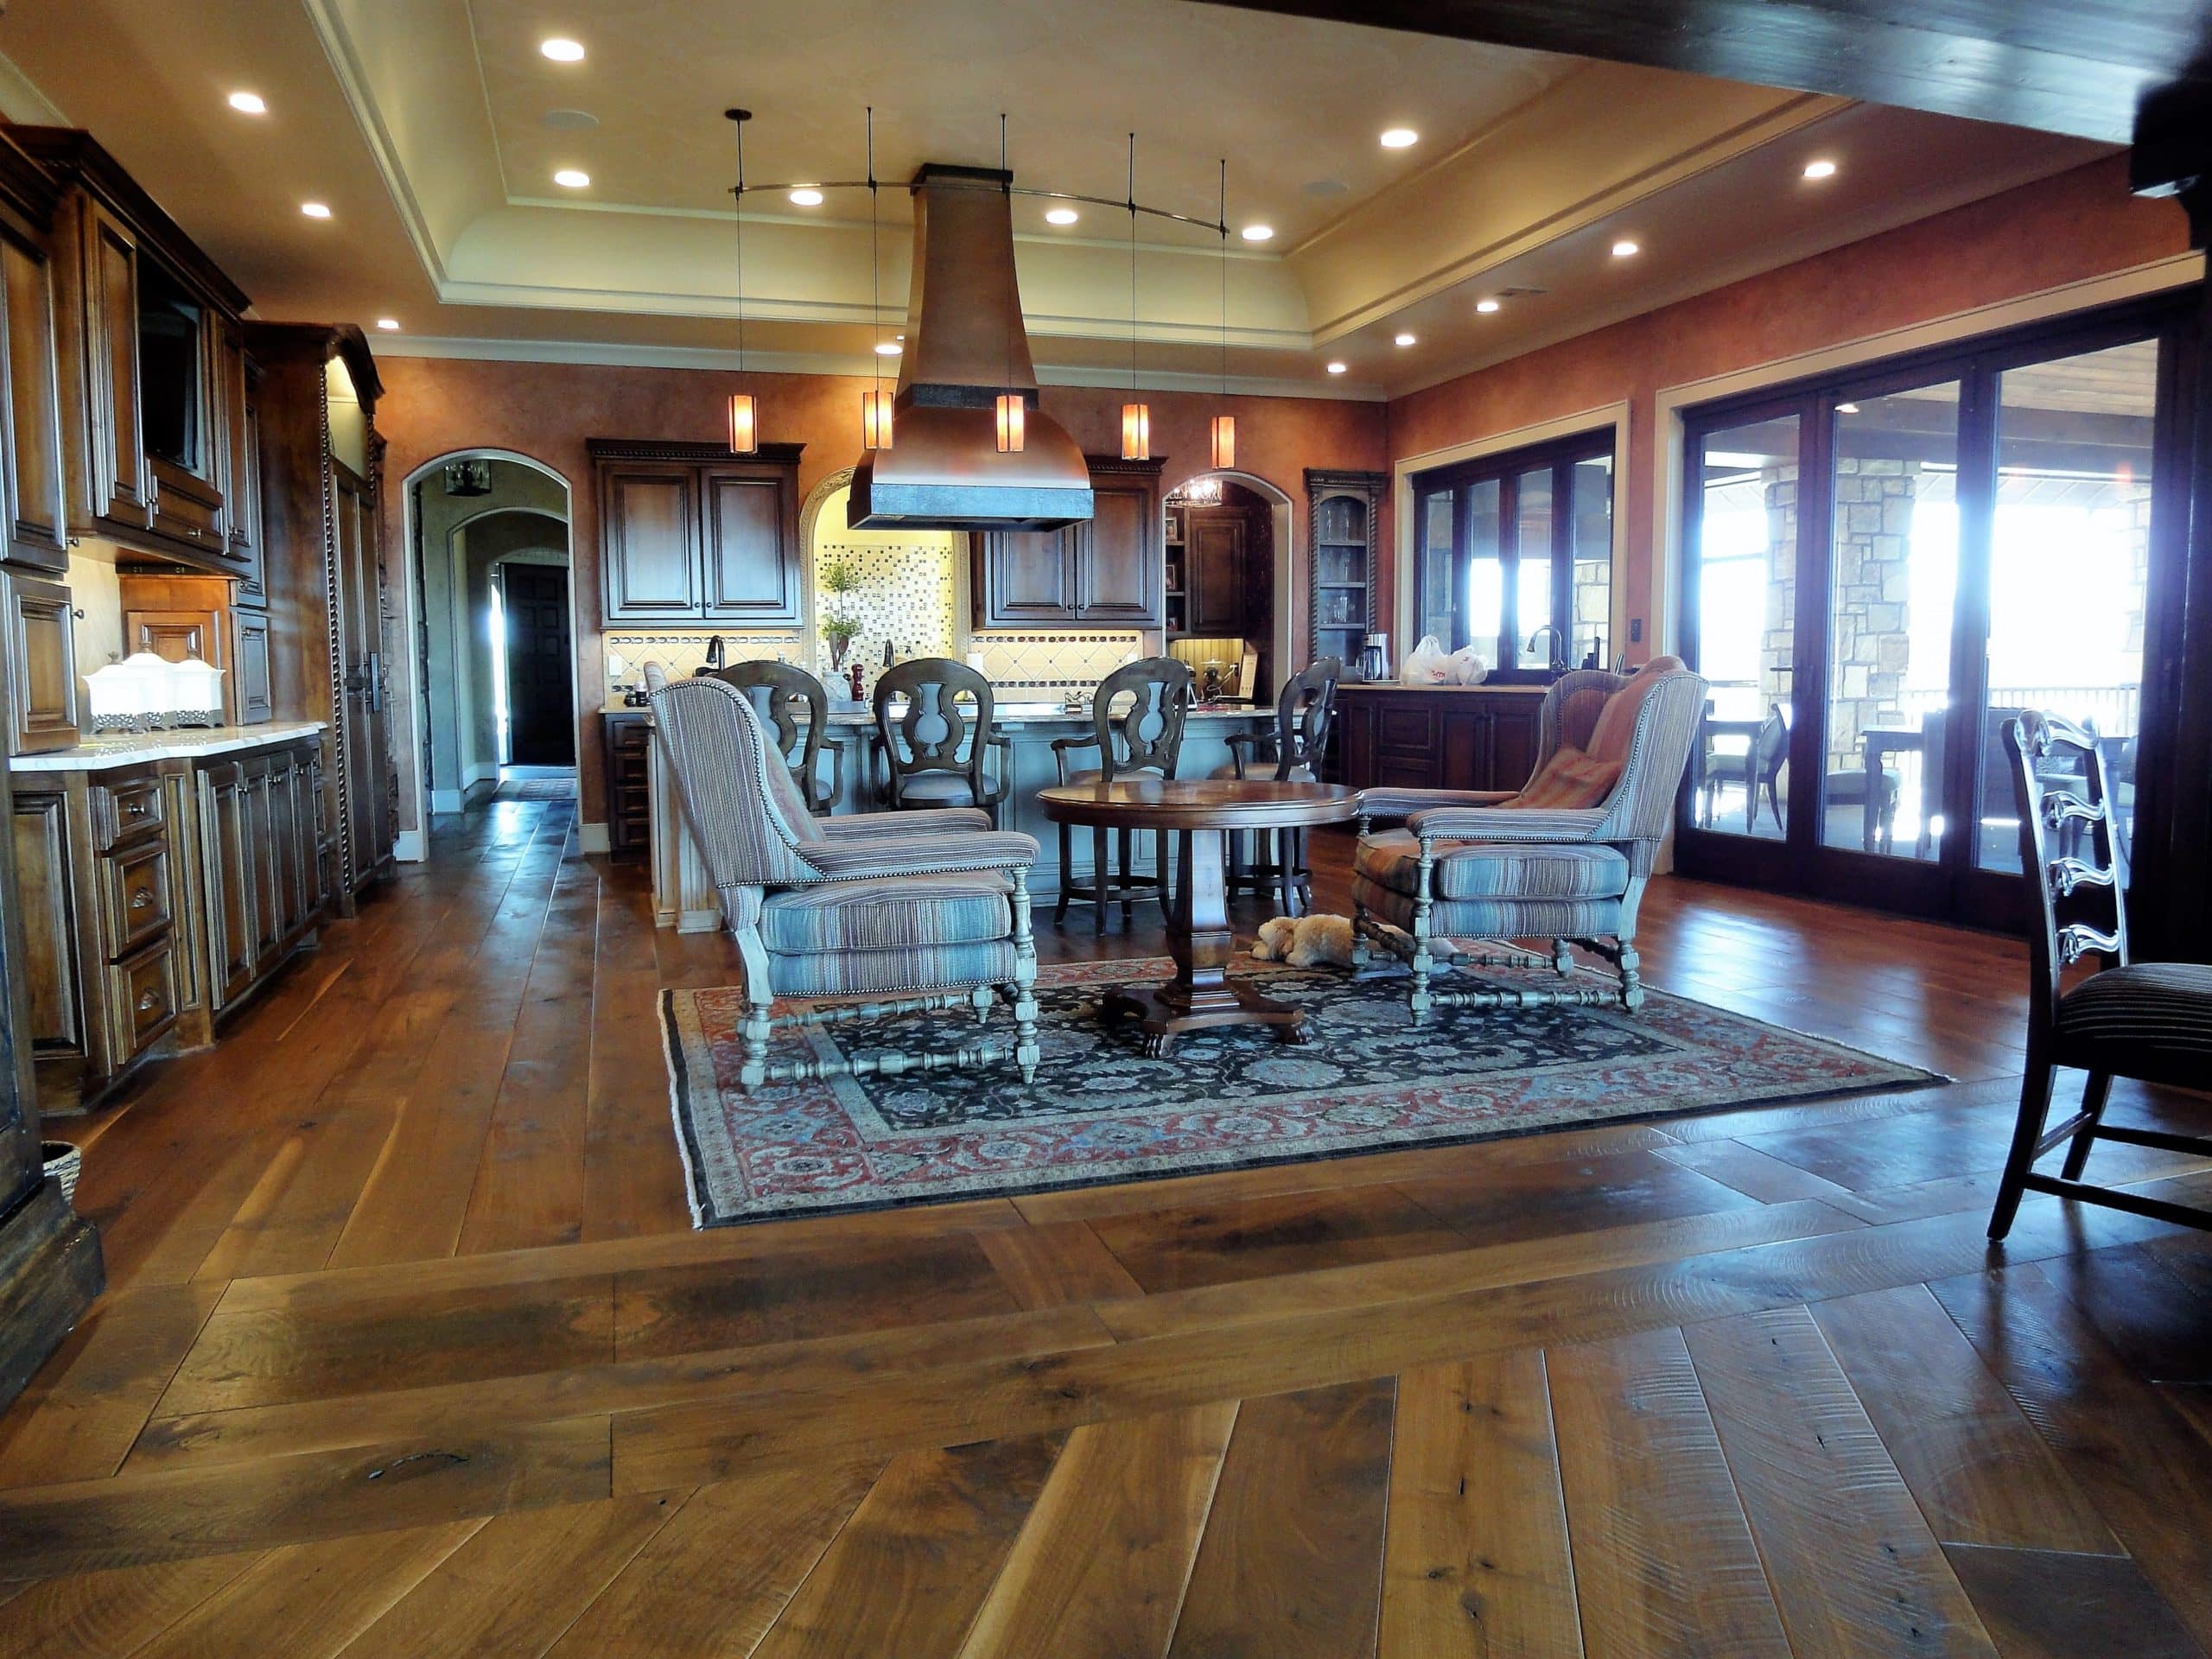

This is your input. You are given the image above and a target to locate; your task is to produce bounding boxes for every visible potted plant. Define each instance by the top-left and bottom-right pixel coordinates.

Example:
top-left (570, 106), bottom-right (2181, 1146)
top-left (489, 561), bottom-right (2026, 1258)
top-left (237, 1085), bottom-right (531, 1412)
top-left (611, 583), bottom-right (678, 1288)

top-left (819, 558), bottom-right (864, 671)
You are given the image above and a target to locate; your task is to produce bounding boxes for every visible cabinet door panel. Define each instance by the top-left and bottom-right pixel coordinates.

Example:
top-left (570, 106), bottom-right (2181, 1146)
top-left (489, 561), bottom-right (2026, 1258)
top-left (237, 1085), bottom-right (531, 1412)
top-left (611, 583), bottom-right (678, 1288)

top-left (84, 204), bottom-right (149, 529)
top-left (1490, 702), bottom-right (1541, 792)
top-left (602, 465), bottom-right (701, 620)
top-left (1439, 708), bottom-right (1490, 792)
top-left (979, 528), bottom-right (1075, 625)
top-left (1184, 513), bottom-right (1248, 635)
top-left (219, 321), bottom-right (262, 594)
top-left (1075, 483), bottom-right (1160, 625)
top-left (200, 763), bottom-right (256, 1007)
top-left (0, 233), bottom-right (68, 572)
top-left (4, 573), bottom-right (79, 753)
top-left (702, 470), bottom-right (799, 623)
top-left (10, 791), bottom-right (80, 1053)
top-left (232, 610), bottom-right (273, 724)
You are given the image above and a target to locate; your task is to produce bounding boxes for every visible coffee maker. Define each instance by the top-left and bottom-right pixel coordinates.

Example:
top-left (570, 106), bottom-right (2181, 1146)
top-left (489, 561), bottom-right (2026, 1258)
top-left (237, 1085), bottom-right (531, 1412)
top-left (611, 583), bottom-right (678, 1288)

top-left (1357, 632), bottom-right (1390, 683)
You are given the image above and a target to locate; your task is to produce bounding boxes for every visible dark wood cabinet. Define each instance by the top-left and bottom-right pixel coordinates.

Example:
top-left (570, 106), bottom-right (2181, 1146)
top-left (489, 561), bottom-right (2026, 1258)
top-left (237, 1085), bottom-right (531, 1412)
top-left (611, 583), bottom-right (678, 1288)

top-left (0, 154), bottom-right (68, 576)
top-left (1306, 470), bottom-right (1384, 671)
top-left (1334, 687), bottom-right (1546, 794)
top-left (121, 571), bottom-right (268, 728)
top-left (605, 713), bottom-right (652, 857)
top-left (219, 321), bottom-right (264, 603)
top-left (972, 454), bottom-right (1166, 629)
top-left (592, 441), bottom-right (803, 626)
top-left (1184, 510), bottom-right (1249, 636)
top-left (3, 571), bottom-right (78, 754)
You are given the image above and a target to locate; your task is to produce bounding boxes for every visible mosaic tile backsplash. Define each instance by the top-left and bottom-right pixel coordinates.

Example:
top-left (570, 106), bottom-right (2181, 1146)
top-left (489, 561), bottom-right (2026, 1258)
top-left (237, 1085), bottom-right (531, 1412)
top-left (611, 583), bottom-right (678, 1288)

top-left (970, 632), bottom-right (1143, 688)
top-left (811, 534), bottom-right (957, 679)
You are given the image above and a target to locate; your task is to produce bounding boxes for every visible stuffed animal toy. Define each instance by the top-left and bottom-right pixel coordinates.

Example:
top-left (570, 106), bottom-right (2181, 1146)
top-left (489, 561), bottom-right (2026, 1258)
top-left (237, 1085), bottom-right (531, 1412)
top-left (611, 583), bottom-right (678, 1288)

top-left (1251, 913), bottom-right (1356, 969)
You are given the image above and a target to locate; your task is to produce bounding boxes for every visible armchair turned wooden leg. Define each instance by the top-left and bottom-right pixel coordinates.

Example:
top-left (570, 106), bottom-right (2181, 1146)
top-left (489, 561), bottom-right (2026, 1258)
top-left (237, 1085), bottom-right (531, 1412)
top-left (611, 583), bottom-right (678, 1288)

top-left (739, 988), bottom-right (774, 1090)
top-left (1408, 838), bottom-right (1438, 1025)
top-left (1350, 901), bottom-right (1372, 969)
top-left (1990, 1045), bottom-right (2056, 1241)
top-left (1552, 938), bottom-right (1574, 978)
top-left (2062, 1071), bottom-right (2113, 1181)
top-left (970, 984), bottom-right (995, 1026)
top-left (1010, 868), bottom-right (1041, 1084)
top-left (1616, 942), bottom-right (1643, 1011)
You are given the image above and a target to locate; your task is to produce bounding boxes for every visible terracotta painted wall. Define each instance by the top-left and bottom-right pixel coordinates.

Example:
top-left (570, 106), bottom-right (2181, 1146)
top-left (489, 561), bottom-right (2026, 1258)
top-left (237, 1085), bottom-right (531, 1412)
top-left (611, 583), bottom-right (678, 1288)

top-left (373, 359), bottom-right (1387, 832)
top-left (1382, 156), bottom-right (2196, 653)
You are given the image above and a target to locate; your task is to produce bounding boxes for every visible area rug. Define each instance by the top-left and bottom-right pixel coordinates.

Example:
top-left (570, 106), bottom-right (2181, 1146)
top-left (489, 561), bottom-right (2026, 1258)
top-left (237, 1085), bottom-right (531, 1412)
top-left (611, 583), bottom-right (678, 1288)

top-left (661, 954), bottom-right (1943, 1227)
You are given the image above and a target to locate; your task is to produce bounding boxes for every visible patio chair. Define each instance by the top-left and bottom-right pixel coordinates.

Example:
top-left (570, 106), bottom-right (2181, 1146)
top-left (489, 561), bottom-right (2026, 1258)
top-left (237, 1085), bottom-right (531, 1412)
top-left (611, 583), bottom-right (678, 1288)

top-left (1986, 709), bottom-right (2211, 1240)
top-left (648, 675), bottom-right (1043, 1090)
top-left (1351, 656), bottom-right (1707, 1019)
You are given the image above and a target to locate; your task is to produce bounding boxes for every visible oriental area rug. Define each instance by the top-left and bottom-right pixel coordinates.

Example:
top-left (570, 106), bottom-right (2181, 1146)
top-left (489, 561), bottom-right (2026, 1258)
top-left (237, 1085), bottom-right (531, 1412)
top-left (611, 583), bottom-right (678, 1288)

top-left (661, 954), bottom-right (1941, 1228)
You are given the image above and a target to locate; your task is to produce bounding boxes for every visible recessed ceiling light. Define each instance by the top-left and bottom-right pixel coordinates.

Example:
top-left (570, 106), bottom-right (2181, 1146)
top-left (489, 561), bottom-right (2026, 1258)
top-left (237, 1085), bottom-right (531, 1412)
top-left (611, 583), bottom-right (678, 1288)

top-left (1045, 206), bottom-right (1078, 226)
top-left (1475, 297), bottom-right (1501, 314)
top-left (553, 168), bottom-right (590, 188)
top-left (789, 188), bottom-right (823, 207)
top-left (1325, 360), bottom-right (1348, 374)
top-left (540, 108), bottom-right (599, 130)
top-left (1240, 224), bottom-right (1274, 243)
top-left (540, 37), bottom-right (585, 61)
top-left (1611, 238), bottom-right (1640, 257)
top-left (1803, 158), bottom-right (1838, 180)
top-left (874, 341), bottom-right (902, 356)
top-left (375, 318), bottom-right (400, 331)
top-left (1379, 128), bottom-right (1418, 149)
top-left (1835, 402), bottom-right (1860, 414)
top-left (227, 92), bottom-right (267, 115)
top-left (1394, 332), bottom-right (1416, 346)
top-left (300, 201), bottom-right (332, 219)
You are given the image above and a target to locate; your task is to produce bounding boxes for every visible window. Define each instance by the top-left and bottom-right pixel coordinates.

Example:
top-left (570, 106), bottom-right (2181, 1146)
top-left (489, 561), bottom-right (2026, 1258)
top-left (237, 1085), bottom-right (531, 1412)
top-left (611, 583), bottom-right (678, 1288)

top-left (1410, 431), bottom-right (1614, 675)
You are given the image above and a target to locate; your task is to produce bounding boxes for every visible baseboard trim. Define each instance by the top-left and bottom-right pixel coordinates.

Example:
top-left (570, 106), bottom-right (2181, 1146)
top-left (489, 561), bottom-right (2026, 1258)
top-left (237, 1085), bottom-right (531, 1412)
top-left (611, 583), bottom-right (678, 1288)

top-left (0, 1178), bottom-right (104, 1414)
top-left (579, 821), bottom-right (610, 854)
top-left (393, 829), bottom-right (427, 863)
top-left (429, 788), bottom-right (463, 813)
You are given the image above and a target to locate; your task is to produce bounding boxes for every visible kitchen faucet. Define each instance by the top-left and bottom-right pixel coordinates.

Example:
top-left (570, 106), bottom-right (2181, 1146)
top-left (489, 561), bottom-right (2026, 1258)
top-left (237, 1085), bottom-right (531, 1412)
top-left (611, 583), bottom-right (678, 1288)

top-left (1526, 625), bottom-right (1569, 673)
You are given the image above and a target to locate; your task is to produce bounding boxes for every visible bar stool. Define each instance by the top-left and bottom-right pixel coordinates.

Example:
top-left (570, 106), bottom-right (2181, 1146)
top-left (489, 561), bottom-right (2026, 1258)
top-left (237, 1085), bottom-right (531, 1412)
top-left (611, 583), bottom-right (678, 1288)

top-left (1052, 658), bottom-right (1192, 929)
top-left (1216, 657), bottom-right (1341, 916)
top-left (699, 659), bottom-right (842, 814)
top-left (871, 658), bottom-right (1013, 825)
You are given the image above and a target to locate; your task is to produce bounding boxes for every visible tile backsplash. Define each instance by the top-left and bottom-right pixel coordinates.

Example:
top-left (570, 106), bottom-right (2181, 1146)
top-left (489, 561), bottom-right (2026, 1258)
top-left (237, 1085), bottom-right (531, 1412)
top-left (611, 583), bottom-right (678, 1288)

top-left (970, 632), bottom-right (1144, 688)
top-left (602, 632), bottom-right (800, 698)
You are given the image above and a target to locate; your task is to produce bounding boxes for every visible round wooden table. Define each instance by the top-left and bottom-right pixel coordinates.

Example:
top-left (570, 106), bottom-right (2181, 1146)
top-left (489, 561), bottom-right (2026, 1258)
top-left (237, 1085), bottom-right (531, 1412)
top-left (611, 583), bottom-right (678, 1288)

top-left (1038, 777), bottom-right (1359, 1054)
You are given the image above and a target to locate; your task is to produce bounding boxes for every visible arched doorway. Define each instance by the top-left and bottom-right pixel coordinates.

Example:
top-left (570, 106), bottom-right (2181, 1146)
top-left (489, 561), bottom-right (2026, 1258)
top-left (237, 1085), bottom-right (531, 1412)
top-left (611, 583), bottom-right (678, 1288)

top-left (1165, 468), bottom-right (1298, 700)
top-left (396, 451), bottom-right (575, 846)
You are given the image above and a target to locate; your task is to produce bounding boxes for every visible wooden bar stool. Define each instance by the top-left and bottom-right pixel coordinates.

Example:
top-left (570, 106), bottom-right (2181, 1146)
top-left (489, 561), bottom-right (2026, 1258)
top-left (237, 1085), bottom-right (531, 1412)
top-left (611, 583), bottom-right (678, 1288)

top-left (699, 659), bottom-right (842, 814)
top-left (1217, 657), bottom-right (1341, 916)
top-left (1052, 658), bottom-right (1192, 930)
top-left (871, 658), bottom-right (1012, 826)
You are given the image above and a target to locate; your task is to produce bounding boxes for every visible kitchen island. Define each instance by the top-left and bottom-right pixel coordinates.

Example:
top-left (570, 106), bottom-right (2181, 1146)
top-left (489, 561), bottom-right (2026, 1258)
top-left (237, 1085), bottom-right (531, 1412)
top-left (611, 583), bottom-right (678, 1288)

top-left (643, 700), bottom-right (1276, 930)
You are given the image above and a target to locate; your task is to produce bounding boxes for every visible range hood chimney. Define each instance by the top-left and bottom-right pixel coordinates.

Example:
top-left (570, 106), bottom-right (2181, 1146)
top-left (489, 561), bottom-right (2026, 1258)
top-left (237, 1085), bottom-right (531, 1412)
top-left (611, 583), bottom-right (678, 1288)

top-left (849, 163), bottom-right (1093, 531)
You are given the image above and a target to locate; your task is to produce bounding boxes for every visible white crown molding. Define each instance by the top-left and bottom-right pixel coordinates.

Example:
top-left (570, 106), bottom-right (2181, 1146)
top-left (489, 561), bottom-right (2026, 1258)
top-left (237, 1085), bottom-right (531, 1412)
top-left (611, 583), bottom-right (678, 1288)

top-left (0, 47), bottom-right (67, 124)
top-left (373, 333), bottom-right (1387, 400)
top-left (302, 0), bottom-right (452, 287)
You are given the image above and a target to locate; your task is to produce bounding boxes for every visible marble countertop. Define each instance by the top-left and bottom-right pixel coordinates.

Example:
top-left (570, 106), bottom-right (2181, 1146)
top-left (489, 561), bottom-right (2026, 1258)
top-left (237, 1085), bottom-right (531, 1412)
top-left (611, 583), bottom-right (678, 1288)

top-left (605, 696), bottom-right (1268, 728)
top-left (10, 721), bottom-right (327, 773)
top-left (1337, 680), bottom-right (1552, 695)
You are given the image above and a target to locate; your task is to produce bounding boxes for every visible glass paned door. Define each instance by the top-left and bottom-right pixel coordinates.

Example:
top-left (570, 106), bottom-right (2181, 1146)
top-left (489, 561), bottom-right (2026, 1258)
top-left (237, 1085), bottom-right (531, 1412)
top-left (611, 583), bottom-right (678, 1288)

top-left (1688, 414), bottom-right (1799, 841)
top-left (1820, 385), bottom-right (1961, 860)
top-left (1463, 477), bottom-right (1504, 664)
top-left (1571, 456), bottom-right (1614, 668)
top-left (1514, 468), bottom-right (1556, 664)
top-left (1419, 489), bottom-right (1455, 647)
top-left (1979, 340), bottom-right (2157, 876)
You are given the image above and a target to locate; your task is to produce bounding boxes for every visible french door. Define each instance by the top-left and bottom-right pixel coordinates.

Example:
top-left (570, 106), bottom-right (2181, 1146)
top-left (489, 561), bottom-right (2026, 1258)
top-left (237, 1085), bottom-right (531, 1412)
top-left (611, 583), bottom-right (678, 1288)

top-left (1676, 296), bottom-right (2191, 930)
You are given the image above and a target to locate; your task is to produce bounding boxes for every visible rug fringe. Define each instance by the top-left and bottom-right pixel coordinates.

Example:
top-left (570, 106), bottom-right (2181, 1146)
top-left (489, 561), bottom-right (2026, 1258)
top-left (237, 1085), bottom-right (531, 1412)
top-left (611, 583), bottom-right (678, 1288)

top-left (658, 988), bottom-right (711, 1230)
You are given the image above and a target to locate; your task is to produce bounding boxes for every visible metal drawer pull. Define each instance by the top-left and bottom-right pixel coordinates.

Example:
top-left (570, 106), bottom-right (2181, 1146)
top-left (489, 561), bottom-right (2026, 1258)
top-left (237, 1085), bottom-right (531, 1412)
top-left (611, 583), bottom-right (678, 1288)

top-left (124, 799), bottom-right (149, 817)
top-left (130, 888), bottom-right (154, 910)
top-left (137, 988), bottom-right (162, 1014)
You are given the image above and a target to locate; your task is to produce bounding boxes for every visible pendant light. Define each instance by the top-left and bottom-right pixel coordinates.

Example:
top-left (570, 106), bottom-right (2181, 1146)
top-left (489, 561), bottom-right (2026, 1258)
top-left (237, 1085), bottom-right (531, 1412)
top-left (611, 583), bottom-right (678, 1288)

top-left (860, 106), bottom-right (893, 450)
top-left (1121, 133), bottom-right (1149, 461)
top-left (995, 115), bottom-right (1026, 453)
top-left (725, 107), bottom-right (758, 454)
top-left (1211, 157), bottom-right (1236, 472)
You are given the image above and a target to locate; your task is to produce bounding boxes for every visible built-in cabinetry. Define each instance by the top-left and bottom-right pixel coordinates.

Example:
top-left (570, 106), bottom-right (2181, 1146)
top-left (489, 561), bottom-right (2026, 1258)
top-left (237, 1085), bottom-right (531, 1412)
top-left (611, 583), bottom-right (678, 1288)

top-left (3, 570), bottom-right (76, 753)
top-left (1333, 685), bottom-right (1545, 794)
top-left (972, 454), bottom-right (1166, 630)
top-left (1306, 469), bottom-right (1383, 669)
top-left (118, 571), bottom-right (270, 727)
top-left (10, 731), bottom-right (325, 1116)
top-left (604, 710), bottom-right (652, 857)
top-left (592, 440), bottom-right (804, 626)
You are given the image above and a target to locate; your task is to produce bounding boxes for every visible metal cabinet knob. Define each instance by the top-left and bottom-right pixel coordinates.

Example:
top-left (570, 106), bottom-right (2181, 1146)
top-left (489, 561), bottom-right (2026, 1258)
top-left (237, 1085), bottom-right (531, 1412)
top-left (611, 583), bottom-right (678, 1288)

top-left (137, 988), bottom-right (162, 1014)
top-left (130, 888), bottom-right (153, 910)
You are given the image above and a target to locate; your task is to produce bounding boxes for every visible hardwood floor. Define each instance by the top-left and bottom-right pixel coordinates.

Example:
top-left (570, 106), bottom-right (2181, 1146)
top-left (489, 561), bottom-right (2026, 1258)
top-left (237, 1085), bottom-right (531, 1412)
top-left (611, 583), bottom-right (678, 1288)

top-left (2, 802), bottom-right (2209, 1656)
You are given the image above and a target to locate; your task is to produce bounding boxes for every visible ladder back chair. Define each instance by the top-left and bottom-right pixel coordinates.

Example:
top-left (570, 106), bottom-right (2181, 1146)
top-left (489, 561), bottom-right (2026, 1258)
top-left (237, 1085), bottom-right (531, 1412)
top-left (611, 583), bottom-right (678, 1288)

top-left (1987, 709), bottom-right (2212, 1240)
top-left (1052, 657), bottom-right (1194, 929)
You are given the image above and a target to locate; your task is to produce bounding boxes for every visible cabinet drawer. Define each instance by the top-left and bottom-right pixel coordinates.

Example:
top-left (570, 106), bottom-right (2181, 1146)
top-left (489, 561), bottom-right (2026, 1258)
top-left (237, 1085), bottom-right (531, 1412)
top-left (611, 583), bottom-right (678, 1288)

top-left (91, 773), bottom-right (166, 849)
top-left (101, 837), bottom-right (171, 959)
top-left (108, 936), bottom-right (178, 1058)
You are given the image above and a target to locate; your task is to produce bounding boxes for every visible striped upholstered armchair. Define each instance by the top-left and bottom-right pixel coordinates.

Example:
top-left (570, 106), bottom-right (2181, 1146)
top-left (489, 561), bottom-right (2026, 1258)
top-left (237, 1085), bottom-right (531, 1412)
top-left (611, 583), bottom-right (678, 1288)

top-left (648, 676), bottom-right (1044, 1090)
top-left (1351, 657), bottom-right (1707, 1020)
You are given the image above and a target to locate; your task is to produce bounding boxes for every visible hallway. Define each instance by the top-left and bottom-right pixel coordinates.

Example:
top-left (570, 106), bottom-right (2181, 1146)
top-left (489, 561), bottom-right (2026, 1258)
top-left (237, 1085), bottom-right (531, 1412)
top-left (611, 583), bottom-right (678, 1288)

top-left (0, 802), bottom-right (2208, 1655)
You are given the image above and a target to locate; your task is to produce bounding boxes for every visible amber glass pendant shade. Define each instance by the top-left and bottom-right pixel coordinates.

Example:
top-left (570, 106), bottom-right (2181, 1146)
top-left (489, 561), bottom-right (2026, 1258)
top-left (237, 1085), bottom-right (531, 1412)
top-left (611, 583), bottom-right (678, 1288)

top-left (1121, 401), bottom-right (1151, 461)
top-left (995, 392), bottom-right (1026, 454)
top-left (727, 391), bottom-right (758, 454)
top-left (1211, 414), bottom-right (1236, 471)
top-left (861, 388), bottom-right (894, 450)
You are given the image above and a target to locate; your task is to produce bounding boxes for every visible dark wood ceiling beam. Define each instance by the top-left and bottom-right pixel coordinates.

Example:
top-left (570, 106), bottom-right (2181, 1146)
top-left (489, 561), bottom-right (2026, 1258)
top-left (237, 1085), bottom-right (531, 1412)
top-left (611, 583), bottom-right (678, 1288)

top-left (1189, 0), bottom-right (2212, 144)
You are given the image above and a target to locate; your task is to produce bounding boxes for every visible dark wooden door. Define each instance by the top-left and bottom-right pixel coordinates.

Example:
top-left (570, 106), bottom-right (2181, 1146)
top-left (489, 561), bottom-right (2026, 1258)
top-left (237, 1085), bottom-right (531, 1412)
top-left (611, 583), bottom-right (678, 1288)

top-left (1185, 511), bottom-right (1248, 635)
top-left (1076, 479), bottom-right (1163, 626)
top-left (601, 464), bottom-right (701, 621)
top-left (80, 200), bottom-right (149, 532)
top-left (702, 468), bottom-right (799, 624)
top-left (502, 562), bottom-right (575, 767)
top-left (200, 760), bottom-right (257, 1008)
top-left (332, 463), bottom-right (389, 894)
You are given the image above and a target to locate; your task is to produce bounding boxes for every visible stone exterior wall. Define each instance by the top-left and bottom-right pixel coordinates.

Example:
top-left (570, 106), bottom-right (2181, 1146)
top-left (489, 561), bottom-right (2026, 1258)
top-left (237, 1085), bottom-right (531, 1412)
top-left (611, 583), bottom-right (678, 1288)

top-left (1824, 458), bottom-right (1919, 776)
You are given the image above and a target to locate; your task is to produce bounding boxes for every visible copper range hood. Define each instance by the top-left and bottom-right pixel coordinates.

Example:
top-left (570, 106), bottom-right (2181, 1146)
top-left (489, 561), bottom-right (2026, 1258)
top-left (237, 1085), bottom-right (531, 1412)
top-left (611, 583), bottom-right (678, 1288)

top-left (849, 162), bottom-right (1092, 531)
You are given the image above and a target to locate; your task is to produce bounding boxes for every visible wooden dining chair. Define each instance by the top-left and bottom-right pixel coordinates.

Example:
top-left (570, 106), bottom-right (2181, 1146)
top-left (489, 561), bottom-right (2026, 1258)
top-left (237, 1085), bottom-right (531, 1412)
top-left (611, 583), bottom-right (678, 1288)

top-left (1051, 658), bottom-right (1192, 929)
top-left (1215, 657), bottom-right (1341, 915)
top-left (871, 658), bottom-right (1013, 825)
top-left (1986, 710), bottom-right (2212, 1240)
top-left (699, 659), bottom-right (842, 814)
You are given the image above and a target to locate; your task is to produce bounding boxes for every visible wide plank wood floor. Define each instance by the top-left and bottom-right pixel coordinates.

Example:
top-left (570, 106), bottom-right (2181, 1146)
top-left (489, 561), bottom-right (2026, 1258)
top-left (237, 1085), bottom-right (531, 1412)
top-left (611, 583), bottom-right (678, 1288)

top-left (2, 801), bottom-right (2209, 1656)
